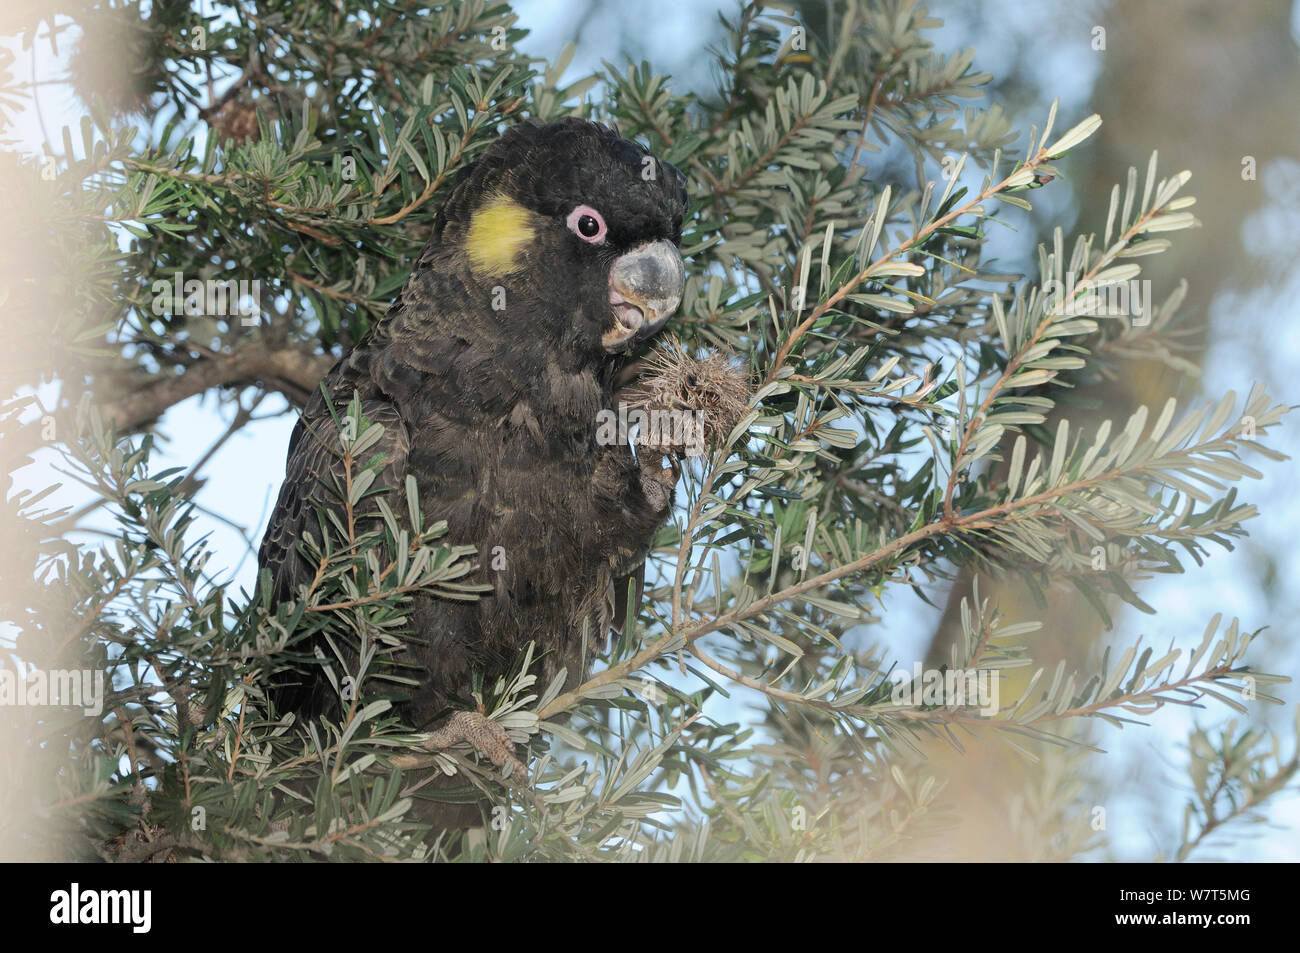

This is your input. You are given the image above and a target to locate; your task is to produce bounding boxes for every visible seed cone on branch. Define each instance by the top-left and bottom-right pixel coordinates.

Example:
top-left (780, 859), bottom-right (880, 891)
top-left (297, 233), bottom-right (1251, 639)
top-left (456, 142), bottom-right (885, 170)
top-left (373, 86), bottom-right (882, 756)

top-left (619, 338), bottom-right (752, 457)
top-left (204, 96), bottom-right (263, 145)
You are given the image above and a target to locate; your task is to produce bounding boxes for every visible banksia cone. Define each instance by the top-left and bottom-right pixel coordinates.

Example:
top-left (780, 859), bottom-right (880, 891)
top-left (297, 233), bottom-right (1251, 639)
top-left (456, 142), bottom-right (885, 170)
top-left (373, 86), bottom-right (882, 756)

top-left (619, 338), bottom-right (752, 457)
top-left (205, 96), bottom-right (262, 145)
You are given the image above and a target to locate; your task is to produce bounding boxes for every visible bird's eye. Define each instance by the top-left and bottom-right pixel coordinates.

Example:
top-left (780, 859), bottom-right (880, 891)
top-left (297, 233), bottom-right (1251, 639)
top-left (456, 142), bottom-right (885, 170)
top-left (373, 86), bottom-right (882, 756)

top-left (566, 204), bottom-right (607, 244)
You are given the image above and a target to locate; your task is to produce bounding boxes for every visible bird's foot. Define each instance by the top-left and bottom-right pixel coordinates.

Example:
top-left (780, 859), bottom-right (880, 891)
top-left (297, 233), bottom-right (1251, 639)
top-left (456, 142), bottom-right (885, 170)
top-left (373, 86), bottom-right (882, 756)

top-left (421, 710), bottom-right (527, 785)
top-left (639, 452), bottom-right (680, 513)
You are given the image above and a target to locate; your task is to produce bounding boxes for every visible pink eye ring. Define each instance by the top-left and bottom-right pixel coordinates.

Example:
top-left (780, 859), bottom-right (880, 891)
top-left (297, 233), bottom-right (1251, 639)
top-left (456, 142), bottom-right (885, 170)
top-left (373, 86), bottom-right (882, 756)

top-left (566, 204), bottom-right (607, 243)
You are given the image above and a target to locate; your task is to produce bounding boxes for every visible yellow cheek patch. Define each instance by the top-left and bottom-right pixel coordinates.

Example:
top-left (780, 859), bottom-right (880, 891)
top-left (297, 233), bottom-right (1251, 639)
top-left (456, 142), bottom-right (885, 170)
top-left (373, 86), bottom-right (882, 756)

top-left (465, 195), bottom-right (537, 276)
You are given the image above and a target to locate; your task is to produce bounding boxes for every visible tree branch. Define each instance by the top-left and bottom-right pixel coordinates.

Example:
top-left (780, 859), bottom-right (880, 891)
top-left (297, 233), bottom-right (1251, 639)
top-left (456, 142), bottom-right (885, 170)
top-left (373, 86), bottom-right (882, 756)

top-left (93, 342), bottom-right (333, 433)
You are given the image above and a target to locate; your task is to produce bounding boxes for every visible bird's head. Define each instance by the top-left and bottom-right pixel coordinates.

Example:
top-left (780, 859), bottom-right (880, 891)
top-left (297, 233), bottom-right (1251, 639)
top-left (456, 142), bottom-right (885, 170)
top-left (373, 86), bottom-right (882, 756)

top-left (436, 117), bottom-right (689, 356)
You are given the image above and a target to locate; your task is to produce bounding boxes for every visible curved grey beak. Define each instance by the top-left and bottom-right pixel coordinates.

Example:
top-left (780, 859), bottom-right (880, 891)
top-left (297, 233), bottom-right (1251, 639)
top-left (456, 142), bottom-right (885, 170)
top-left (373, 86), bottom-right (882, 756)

top-left (604, 239), bottom-right (685, 351)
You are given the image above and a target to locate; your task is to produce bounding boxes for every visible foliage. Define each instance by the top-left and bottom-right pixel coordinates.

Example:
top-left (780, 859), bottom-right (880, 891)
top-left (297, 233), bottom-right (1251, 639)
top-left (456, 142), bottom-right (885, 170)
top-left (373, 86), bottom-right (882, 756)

top-left (1, 0), bottom-right (1294, 861)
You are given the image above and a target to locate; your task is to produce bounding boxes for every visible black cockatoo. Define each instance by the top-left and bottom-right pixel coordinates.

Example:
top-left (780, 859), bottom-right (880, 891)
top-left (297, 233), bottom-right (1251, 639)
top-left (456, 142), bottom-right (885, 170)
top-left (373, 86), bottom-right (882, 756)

top-left (257, 117), bottom-right (688, 792)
